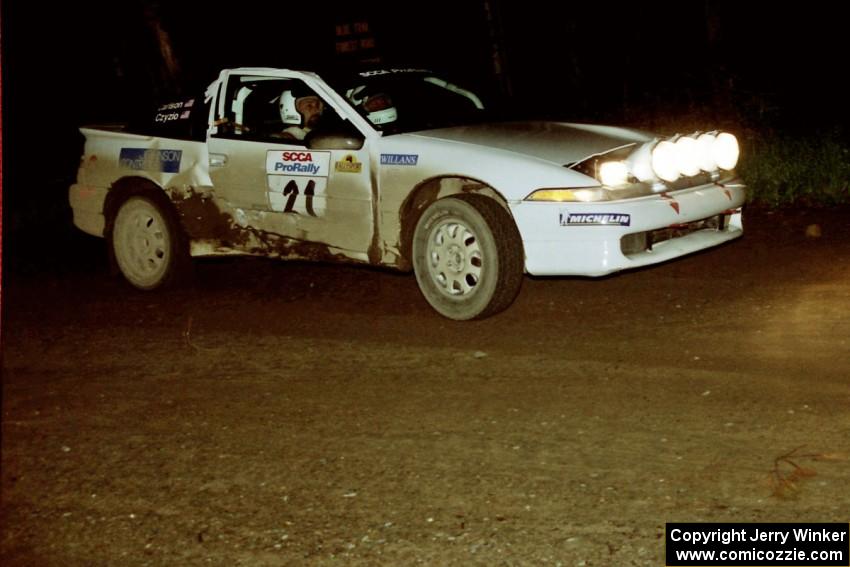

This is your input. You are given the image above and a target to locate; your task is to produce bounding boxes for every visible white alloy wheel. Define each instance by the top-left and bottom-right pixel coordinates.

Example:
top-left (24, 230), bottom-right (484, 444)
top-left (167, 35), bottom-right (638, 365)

top-left (112, 196), bottom-right (179, 290)
top-left (412, 195), bottom-right (523, 320)
top-left (425, 216), bottom-right (483, 297)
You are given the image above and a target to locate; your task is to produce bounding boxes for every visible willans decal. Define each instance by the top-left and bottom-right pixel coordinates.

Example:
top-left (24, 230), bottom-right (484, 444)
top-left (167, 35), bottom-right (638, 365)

top-left (380, 153), bottom-right (418, 166)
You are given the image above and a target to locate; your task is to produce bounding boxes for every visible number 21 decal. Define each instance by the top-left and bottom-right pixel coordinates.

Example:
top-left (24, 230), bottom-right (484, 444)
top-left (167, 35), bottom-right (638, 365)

top-left (282, 179), bottom-right (316, 216)
top-left (267, 176), bottom-right (326, 216)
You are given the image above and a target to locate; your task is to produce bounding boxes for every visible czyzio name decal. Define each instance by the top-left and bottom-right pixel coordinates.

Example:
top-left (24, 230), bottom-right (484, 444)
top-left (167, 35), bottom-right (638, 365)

top-left (154, 99), bottom-right (195, 123)
top-left (119, 148), bottom-right (183, 173)
top-left (560, 212), bottom-right (631, 227)
top-left (267, 150), bottom-right (331, 177)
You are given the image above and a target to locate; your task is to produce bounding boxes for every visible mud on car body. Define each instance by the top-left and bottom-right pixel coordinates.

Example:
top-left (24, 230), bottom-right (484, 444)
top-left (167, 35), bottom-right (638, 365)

top-left (69, 67), bottom-right (745, 320)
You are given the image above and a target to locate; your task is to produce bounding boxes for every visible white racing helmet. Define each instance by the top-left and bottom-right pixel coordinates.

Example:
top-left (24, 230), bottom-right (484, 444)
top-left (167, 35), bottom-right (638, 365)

top-left (346, 85), bottom-right (397, 125)
top-left (279, 89), bottom-right (302, 125)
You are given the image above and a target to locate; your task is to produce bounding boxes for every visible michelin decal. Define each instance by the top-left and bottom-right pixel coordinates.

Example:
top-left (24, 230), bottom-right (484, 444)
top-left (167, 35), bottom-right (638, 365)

top-left (560, 212), bottom-right (631, 227)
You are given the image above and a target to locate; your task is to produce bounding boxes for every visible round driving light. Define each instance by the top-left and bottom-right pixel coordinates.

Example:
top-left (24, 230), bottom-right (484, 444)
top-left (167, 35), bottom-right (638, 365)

top-left (696, 133), bottom-right (718, 172)
top-left (712, 132), bottom-right (740, 170)
top-left (674, 136), bottom-right (701, 177)
top-left (651, 140), bottom-right (680, 182)
top-left (626, 141), bottom-right (656, 182)
top-left (599, 161), bottom-right (630, 186)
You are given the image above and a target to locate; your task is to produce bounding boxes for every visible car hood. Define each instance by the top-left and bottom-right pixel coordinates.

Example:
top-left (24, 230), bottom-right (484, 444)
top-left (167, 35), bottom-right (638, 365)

top-left (412, 121), bottom-right (654, 165)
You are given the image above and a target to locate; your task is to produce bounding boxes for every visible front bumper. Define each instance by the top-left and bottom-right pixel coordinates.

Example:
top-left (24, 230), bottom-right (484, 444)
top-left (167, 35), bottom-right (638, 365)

top-left (510, 180), bottom-right (745, 276)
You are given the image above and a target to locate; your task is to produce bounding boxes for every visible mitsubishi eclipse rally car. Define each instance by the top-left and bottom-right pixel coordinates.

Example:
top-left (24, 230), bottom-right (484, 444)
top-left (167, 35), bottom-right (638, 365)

top-left (69, 67), bottom-right (745, 320)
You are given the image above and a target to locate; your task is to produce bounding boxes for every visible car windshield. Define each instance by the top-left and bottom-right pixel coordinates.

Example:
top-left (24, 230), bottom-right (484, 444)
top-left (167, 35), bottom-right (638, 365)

top-left (328, 69), bottom-right (491, 134)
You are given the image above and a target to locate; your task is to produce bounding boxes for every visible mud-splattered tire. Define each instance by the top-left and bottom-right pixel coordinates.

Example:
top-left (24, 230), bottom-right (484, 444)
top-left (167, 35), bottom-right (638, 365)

top-left (110, 195), bottom-right (189, 290)
top-left (412, 194), bottom-right (524, 320)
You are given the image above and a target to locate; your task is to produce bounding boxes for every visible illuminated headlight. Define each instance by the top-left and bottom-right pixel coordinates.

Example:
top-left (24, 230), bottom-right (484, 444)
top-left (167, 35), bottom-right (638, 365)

top-left (651, 140), bottom-right (680, 182)
top-left (712, 132), bottom-right (740, 170)
top-left (525, 187), bottom-right (609, 202)
top-left (696, 133), bottom-right (718, 172)
top-left (674, 136), bottom-right (701, 177)
top-left (625, 141), bottom-right (655, 182)
top-left (652, 132), bottom-right (738, 182)
top-left (599, 161), bottom-right (630, 186)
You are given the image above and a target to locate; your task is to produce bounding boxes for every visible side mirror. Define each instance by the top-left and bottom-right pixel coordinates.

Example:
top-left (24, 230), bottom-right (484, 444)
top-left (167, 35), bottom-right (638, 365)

top-left (306, 123), bottom-right (365, 151)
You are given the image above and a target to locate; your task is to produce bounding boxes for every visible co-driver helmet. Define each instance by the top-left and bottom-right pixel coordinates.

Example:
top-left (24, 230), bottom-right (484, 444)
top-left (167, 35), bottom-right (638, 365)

top-left (346, 85), bottom-right (397, 125)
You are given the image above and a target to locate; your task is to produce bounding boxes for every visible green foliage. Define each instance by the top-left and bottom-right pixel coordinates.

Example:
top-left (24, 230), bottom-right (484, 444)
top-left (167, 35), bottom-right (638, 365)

top-left (738, 130), bottom-right (850, 207)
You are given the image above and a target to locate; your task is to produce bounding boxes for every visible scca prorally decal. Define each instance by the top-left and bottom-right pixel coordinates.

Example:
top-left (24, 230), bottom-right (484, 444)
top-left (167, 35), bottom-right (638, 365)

top-left (119, 148), bottom-right (182, 173)
top-left (266, 150), bottom-right (331, 177)
top-left (380, 153), bottom-right (418, 166)
top-left (560, 212), bottom-right (631, 226)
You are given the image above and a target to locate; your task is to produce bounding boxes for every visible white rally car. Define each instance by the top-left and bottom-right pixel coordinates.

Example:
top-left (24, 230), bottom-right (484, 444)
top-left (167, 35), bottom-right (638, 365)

top-left (69, 67), bottom-right (745, 320)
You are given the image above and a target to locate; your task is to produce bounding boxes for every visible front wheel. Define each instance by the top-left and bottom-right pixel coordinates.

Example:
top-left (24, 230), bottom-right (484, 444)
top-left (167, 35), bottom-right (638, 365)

top-left (412, 194), bottom-right (523, 320)
top-left (110, 195), bottom-right (188, 290)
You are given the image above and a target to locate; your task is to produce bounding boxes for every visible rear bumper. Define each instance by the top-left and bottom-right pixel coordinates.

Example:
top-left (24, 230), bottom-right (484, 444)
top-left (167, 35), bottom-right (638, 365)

top-left (69, 183), bottom-right (108, 237)
top-left (510, 180), bottom-right (746, 276)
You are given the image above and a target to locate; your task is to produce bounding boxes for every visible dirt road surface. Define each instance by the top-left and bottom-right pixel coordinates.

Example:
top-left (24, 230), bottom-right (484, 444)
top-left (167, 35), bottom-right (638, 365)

top-left (3, 207), bottom-right (849, 566)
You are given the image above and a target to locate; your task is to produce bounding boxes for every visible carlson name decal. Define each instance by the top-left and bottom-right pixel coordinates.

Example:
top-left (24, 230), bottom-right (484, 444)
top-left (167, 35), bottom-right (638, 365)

top-left (380, 153), bottom-right (418, 166)
top-left (560, 212), bottom-right (631, 227)
top-left (154, 98), bottom-right (195, 123)
top-left (266, 150), bottom-right (331, 177)
top-left (119, 148), bottom-right (183, 173)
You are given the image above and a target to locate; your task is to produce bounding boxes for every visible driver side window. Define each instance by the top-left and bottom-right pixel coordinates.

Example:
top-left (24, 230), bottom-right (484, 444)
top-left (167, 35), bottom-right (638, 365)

top-left (213, 76), bottom-right (339, 145)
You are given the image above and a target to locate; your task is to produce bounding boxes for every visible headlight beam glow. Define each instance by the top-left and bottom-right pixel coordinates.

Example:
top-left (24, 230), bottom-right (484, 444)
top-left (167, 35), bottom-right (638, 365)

top-left (651, 140), bottom-right (680, 182)
top-left (599, 161), bottom-right (630, 187)
top-left (712, 132), bottom-right (740, 170)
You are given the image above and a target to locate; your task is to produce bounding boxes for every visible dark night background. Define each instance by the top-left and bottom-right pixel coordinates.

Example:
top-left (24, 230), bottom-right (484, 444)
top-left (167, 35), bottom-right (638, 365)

top-left (2, 7), bottom-right (850, 563)
top-left (1, 0), bottom-right (848, 272)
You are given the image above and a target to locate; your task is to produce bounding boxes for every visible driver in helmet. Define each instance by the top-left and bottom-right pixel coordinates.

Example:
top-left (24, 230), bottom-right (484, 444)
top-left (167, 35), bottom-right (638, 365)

top-left (277, 88), bottom-right (325, 141)
top-left (346, 85), bottom-right (397, 126)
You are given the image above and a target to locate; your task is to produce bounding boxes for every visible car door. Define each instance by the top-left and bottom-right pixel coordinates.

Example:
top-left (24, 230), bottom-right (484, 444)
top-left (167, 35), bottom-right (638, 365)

top-left (207, 72), bottom-right (374, 257)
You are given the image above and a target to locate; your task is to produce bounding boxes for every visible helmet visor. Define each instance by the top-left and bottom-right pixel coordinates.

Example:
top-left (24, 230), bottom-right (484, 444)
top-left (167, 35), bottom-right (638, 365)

top-left (363, 93), bottom-right (392, 113)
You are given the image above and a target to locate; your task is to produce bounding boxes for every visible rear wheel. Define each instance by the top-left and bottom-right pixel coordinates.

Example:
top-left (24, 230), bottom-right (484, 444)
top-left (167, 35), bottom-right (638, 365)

top-left (110, 195), bottom-right (188, 290)
top-left (412, 194), bottom-right (523, 320)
